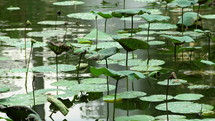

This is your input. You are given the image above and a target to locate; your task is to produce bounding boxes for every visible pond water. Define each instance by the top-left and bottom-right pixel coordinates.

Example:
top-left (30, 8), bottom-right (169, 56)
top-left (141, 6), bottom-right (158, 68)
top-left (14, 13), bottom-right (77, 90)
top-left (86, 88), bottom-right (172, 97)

top-left (0, 0), bottom-right (215, 121)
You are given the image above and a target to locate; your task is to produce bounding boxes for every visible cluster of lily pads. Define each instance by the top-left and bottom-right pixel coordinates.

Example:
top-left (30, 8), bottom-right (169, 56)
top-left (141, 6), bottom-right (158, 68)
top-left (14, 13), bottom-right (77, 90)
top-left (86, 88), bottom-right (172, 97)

top-left (1, 0), bottom-right (215, 121)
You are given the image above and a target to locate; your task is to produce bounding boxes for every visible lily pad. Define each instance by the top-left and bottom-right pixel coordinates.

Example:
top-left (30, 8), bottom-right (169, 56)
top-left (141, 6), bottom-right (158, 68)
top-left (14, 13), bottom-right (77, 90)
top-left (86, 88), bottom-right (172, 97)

top-left (177, 12), bottom-right (198, 26)
top-left (161, 35), bottom-right (194, 43)
top-left (115, 115), bottom-right (154, 121)
top-left (67, 13), bottom-right (103, 20)
top-left (157, 79), bottom-right (187, 86)
top-left (139, 23), bottom-right (177, 30)
top-left (0, 85), bottom-right (10, 93)
top-left (68, 84), bottom-right (115, 92)
top-left (140, 14), bottom-right (170, 22)
top-left (134, 0), bottom-right (158, 3)
top-left (51, 80), bottom-right (78, 87)
top-left (174, 93), bottom-right (204, 101)
top-left (200, 14), bottom-right (215, 20)
top-left (130, 66), bottom-right (162, 72)
top-left (32, 64), bottom-right (76, 73)
top-left (84, 29), bottom-right (113, 41)
top-left (109, 53), bottom-right (137, 61)
top-left (37, 21), bottom-right (66, 25)
top-left (103, 91), bottom-right (147, 101)
top-left (118, 59), bottom-right (143, 66)
top-left (201, 60), bottom-right (215, 66)
top-left (140, 94), bottom-right (173, 102)
top-left (96, 59), bottom-right (118, 65)
top-left (155, 115), bottom-right (186, 120)
top-left (136, 31), bottom-right (157, 35)
top-left (7, 7), bottom-right (20, 11)
top-left (53, 1), bottom-right (85, 6)
top-left (90, 42), bottom-right (122, 49)
top-left (27, 30), bottom-right (66, 37)
top-left (148, 41), bottom-right (165, 46)
top-left (188, 85), bottom-right (210, 90)
top-left (156, 101), bottom-right (214, 114)
top-left (81, 78), bottom-right (107, 84)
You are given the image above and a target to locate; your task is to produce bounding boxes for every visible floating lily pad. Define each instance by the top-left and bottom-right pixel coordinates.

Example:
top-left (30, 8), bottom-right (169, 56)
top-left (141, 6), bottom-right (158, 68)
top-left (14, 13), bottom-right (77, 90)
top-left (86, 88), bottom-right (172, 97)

top-left (32, 64), bottom-right (76, 73)
top-left (9, 68), bottom-right (30, 73)
top-left (68, 84), bottom-right (115, 92)
top-left (120, 17), bottom-right (141, 21)
top-left (8, 40), bottom-right (47, 48)
top-left (84, 29), bottom-right (113, 41)
top-left (201, 60), bottom-right (215, 66)
top-left (177, 12), bottom-right (198, 26)
top-left (67, 13), bottom-right (103, 20)
top-left (37, 21), bottom-right (66, 25)
top-left (188, 85), bottom-right (210, 90)
top-left (174, 93), bottom-right (204, 101)
top-left (118, 59), bottom-right (143, 66)
top-left (139, 23), bottom-right (177, 30)
top-left (141, 14), bottom-right (170, 22)
top-left (200, 14), bottom-right (215, 20)
top-left (96, 59), bottom-right (118, 65)
top-left (136, 31), bottom-right (157, 35)
top-left (81, 78), bottom-right (106, 84)
top-left (161, 35), bottom-right (194, 43)
top-left (156, 101), bottom-right (214, 114)
top-left (0, 85), bottom-right (10, 93)
top-left (130, 66), bottom-right (162, 72)
top-left (7, 6), bottom-right (20, 11)
top-left (109, 53), bottom-right (137, 61)
top-left (0, 57), bottom-right (10, 61)
top-left (170, 8), bottom-right (193, 13)
top-left (134, 0), bottom-right (158, 3)
top-left (140, 94), bottom-right (173, 102)
top-left (27, 30), bottom-right (66, 37)
top-left (103, 91), bottom-right (146, 101)
top-left (148, 41), bottom-right (165, 46)
top-left (157, 79), bottom-right (187, 86)
top-left (115, 115), bottom-right (154, 121)
top-left (90, 42), bottom-right (122, 50)
top-left (184, 70), bottom-right (215, 76)
top-left (51, 80), bottom-right (78, 87)
top-left (155, 115), bottom-right (186, 120)
top-left (53, 1), bottom-right (85, 6)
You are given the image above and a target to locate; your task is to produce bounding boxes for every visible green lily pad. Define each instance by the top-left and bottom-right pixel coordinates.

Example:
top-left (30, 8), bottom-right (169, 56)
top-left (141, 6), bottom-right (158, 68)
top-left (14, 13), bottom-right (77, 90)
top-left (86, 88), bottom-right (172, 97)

top-left (155, 115), bottom-right (186, 120)
top-left (53, 1), bottom-right (85, 6)
top-left (147, 9), bottom-right (162, 15)
top-left (140, 14), bottom-right (170, 22)
top-left (130, 66), bottom-right (162, 72)
top-left (109, 53), bottom-right (137, 61)
top-left (120, 17), bottom-right (141, 21)
top-left (201, 60), bottom-right (215, 66)
top-left (139, 23), bottom-right (177, 30)
top-left (157, 79), bottom-right (187, 86)
top-left (95, 11), bottom-right (113, 19)
top-left (27, 30), bottom-right (66, 37)
top-left (8, 40), bottom-right (47, 48)
top-left (177, 12), bottom-right (198, 26)
top-left (51, 80), bottom-right (78, 87)
top-left (84, 29), bottom-right (113, 41)
top-left (86, 47), bottom-right (118, 60)
top-left (96, 59), bottom-right (118, 65)
top-left (200, 14), bottom-right (215, 20)
top-left (111, 9), bottom-right (149, 18)
top-left (156, 101), bottom-right (214, 114)
top-left (103, 91), bottom-right (147, 101)
top-left (148, 41), bottom-right (165, 46)
top-left (115, 115), bottom-right (154, 121)
top-left (169, 0), bottom-right (193, 8)
top-left (37, 21), bottom-right (66, 25)
top-left (9, 68), bottom-right (30, 73)
top-left (134, 0), bottom-right (158, 3)
top-left (118, 59), bottom-right (143, 66)
top-left (32, 64), bottom-right (76, 73)
top-left (161, 35), bottom-right (194, 43)
top-left (174, 93), bottom-right (204, 101)
top-left (68, 84), bottom-right (115, 92)
top-left (0, 85), bottom-right (10, 93)
top-left (7, 6), bottom-right (20, 11)
top-left (170, 8), bottom-right (193, 13)
top-left (90, 42), bottom-right (122, 50)
top-left (188, 85), bottom-right (210, 90)
top-left (81, 78), bottom-right (106, 84)
top-left (67, 13), bottom-right (103, 20)
top-left (136, 31), bottom-right (157, 35)
top-left (140, 94), bottom-right (173, 102)
top-left (0, 57), bottom-right (10, 61)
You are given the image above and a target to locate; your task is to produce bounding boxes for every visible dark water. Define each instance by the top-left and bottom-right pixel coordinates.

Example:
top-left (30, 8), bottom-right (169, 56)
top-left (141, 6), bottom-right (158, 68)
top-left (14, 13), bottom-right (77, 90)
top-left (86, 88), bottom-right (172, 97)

top-left (0, 0), bottom-right (215, 121)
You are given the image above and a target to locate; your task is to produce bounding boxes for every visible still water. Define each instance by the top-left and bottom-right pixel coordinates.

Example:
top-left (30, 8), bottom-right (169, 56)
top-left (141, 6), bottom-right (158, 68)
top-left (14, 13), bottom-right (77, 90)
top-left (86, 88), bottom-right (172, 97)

top-left (0, 0), bottom-right (215, 121)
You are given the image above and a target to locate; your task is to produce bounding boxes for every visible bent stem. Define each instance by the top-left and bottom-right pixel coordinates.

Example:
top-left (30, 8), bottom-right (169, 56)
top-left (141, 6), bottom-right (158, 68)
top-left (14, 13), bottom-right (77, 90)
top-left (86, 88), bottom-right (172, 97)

top-left (25, 42), bottom-right (34, 93)
top-left (166, 79), bottom-right (170, 121)
top-left (113, 79), bottom-right (120, 121)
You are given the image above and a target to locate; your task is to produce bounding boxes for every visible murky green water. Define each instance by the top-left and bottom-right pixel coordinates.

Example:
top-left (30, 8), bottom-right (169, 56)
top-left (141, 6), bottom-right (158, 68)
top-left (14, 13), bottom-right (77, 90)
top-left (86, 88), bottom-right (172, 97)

top-left (0, 0), bottom-right (215, 121)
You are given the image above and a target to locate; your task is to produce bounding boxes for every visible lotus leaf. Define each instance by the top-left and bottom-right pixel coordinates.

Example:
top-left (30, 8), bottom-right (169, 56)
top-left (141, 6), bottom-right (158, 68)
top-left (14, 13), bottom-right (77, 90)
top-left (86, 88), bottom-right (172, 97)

top-left (170, 8), bottom-right (193, 12)
top-left (140, 14), bottom-right (170, 22)
top-left (115, 115), bottom-right (154, 121)
top-left (140, 94), bottom-right (173, 102)
top-left (130, 66), bottom-right (162, 72)
top-left (174, 93), bottom-right (204, 101)
top-left (86, 47), bottom-right (118, 60)
top-left (37, 21), bottom-right (66, 25)
top-left (120, 17), bottom-right (141, 21)
top-left (7, 7), bottom-right (20, 11)
top-left (53, 1), bottom-right (85, 6)
top-left (67, 13), bottom-right (103, 20)
top-left (103, 91), bottom-right (146, 101)
top-left (8, 41), bottom-right (47, 48)
top-left (90, 67), bottom-right (145, 80)
top-left (147, 9), bottom-right (162, 14)
top-left (139, 23), bottom-right (177, 30)
top-left (169, 0), bottom-right (193, 8)
top-left (68, 84), bottom-right (115, 92)
top-left (156, 101), bottom-right (214, 114)
top-left (136, 31), bottom-right (157, 35)
top-left (32, 64), bottom-right (76, 73)
top-left (157, 79), bottom-right (187, 86)
top-left (96, 59), bottom-right (118, 65)
top-left (81, 78), bottom-right (107, 84)
top-left (0, 85), bottom-right (10, 93)
top-left (111, 9), bottom-right (149, 18)
top-left (90, 42), bottom-right (122, 49)
top-left (201, 60), bottom-right (215, 66)
top-left (177, 12), bottom-right (198, 26)
top-left (155, 115), bottom-right (186, 120)
top-left (51, 80), bottom-right (78, 87)
top-left (134, 0), bottom-right (158, 3)
top-left (9, 68), bottom-right (30, 73)
top-left (118, 59), bottom-right (143, 66)
top-left (109, 53), bottom-right (137, 61)
top-left (188, 85), bottom-right (210, 90)
top-left (161, 35), bottom-right (194, 43)
top-left (84, 29), bottom-right (113, 41)
top-left (95, 11), bottom-right (113, 19)
top-left (148, 41), bottom-right (165, 46)
top-left (27, 30), bottom-right (66, 37)
top-left (200, 14), bottom-right (215, 20)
